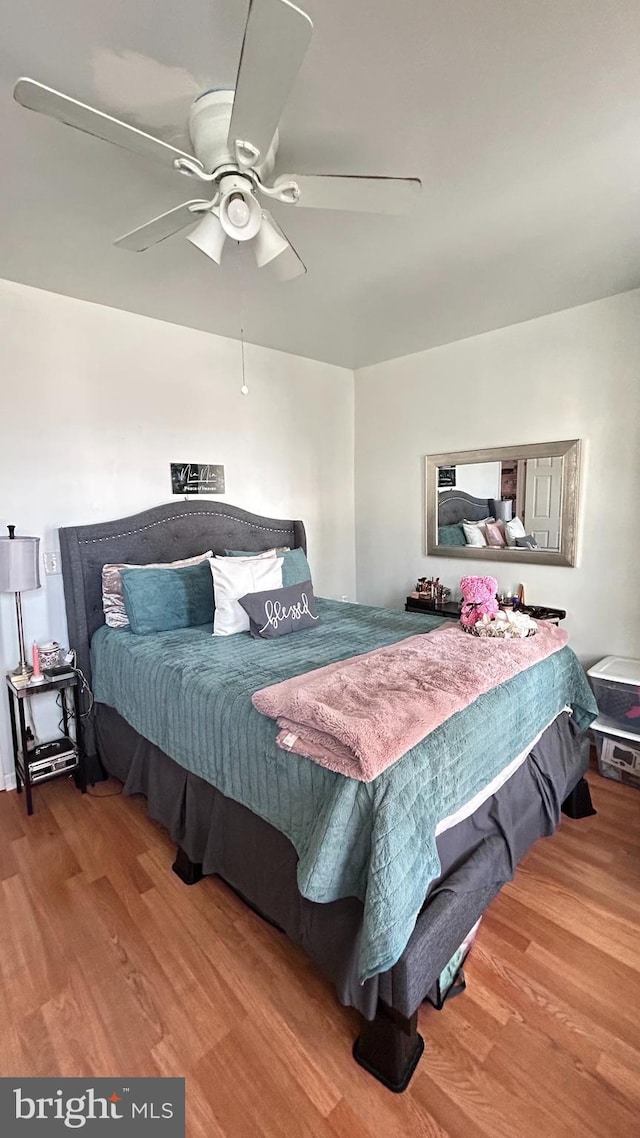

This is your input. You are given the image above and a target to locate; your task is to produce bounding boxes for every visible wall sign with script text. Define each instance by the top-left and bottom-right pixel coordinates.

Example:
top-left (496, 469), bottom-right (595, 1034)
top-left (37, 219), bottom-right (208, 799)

top-left (171, 463), bottom-right (225, 496)
top-left (438, 465), bottom-right (456, 488)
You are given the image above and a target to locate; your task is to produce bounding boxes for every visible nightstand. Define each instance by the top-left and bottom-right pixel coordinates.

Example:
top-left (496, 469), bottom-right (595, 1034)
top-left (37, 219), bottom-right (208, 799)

top-left (5, 672), bottom-right (87, 816)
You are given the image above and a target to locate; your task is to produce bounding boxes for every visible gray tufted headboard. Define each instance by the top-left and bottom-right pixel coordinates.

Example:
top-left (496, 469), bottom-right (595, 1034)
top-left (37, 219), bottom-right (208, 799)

top-left (59, 500), bottom-right (306, 767)
top-left (437, 489), bottom-right (492, 527)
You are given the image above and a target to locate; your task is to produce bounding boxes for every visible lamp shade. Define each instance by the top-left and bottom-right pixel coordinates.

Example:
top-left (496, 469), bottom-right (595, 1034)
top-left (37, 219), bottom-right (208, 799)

top-left (490, 500), bottom-right (513, 523)
top-left (254, 213), bottom-right (289, 268)
top-left (0, 535), bottom-right (41, 593)
top-left (187, 210), bottom-right (227, 265)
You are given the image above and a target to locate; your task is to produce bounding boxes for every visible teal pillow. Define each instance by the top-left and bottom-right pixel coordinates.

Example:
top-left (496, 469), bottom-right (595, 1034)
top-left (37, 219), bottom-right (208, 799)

top-left (279, 547), bottom-right (312, 587)
top-left (438, 523), bottom-right (467, 547)
top-left (120, 562), bottom-right (214, 634)
top-left (225, 547), bottom-right (312, 587)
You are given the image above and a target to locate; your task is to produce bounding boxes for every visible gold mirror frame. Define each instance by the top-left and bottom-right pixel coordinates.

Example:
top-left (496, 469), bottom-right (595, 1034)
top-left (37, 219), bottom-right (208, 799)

top-left (426, 439), bottom-right (581, 567)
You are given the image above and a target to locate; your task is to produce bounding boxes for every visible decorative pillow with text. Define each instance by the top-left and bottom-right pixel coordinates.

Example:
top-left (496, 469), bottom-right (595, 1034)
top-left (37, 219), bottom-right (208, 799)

top-left (237, 580), bottom-right (319, 640)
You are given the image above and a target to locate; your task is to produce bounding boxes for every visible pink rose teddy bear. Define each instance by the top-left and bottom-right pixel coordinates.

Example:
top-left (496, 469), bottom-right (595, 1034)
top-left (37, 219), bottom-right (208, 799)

top-left (459, 575), bottom-right (499, 629)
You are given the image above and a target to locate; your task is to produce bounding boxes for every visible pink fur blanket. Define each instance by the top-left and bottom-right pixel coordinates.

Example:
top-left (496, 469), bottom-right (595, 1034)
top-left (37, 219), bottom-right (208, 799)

top-left (252, 622), bottom-right (568, 781)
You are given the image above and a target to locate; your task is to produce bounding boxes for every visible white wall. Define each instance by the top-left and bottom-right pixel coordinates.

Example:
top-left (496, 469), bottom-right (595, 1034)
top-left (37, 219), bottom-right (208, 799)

top-left (0, 279), bottom-right (355, 786)
top-left (355, 289), bottom-right (640, 665)
top-left (450, 461), bottom-right (501, 500)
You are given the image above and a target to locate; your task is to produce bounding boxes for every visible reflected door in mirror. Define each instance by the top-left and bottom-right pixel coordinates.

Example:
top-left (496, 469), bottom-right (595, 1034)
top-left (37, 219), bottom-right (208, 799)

top-left (523, 457), bottom-right (562, 550)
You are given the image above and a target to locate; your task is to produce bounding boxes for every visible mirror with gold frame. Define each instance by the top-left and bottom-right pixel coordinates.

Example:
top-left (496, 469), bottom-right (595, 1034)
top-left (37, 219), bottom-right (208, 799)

top-left (426, 440), bottom-right (581, 567)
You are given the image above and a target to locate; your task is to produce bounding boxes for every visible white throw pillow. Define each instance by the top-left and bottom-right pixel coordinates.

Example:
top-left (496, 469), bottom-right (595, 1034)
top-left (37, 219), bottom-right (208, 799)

top-left (462, 518), bottom-right (494, 547)
top-left (504, 516), bottom-right (527, 548)
top-left (210, 555), bottom-right (283, 636)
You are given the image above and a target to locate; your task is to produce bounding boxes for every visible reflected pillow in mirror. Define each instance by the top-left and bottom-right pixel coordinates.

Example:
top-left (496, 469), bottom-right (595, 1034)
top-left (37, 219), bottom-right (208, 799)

top-left (515, 534), bottom-right (539, 550)
top-left (504, 517), bottom-right (526, 548)
top-left (438, 523), bottom-right (467, 547)
top-left (485, 520), bottom-right (506, 548)
top-left (462, 518), bottom-right (494, 547)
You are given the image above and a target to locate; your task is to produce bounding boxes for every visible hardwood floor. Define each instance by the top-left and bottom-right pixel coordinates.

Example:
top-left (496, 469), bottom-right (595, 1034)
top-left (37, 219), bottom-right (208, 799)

top-left (1, 771), bottom-right (639, 1136)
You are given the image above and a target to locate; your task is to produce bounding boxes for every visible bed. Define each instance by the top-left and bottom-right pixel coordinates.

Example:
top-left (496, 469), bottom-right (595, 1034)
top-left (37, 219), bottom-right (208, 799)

top-left (59, 500), bottom-right (597, 1092)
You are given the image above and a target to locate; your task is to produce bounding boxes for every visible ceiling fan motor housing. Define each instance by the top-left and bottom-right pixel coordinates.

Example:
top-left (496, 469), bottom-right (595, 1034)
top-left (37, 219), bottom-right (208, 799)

top-left (188, 89), bottom-right (278, 180)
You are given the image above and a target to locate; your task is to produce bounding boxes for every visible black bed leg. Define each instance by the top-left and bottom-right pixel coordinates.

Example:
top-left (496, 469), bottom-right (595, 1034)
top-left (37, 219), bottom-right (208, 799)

top-left (562, 776), bottom-right (597, 819)
top-left (353, 1001), bottom-right (424, 1093)
top-left (172, 846), bottom-right (204, 885)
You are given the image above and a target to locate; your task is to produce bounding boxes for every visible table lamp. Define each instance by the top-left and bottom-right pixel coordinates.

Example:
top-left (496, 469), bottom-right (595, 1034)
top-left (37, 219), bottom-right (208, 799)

top-left (0, 525), bottom-right (41, 684)
top-left (490, 499), bottom-right (513, 523)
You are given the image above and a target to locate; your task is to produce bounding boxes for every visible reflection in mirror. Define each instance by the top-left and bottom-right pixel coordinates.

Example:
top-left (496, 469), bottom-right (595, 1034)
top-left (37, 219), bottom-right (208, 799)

top-left (440, 457), bottom-right (562, 550)
top-left (426, 441), bottom-right (581, 567)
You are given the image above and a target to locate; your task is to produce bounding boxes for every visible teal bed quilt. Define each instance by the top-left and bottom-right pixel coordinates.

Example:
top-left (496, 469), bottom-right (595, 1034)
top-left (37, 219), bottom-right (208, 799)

top-left (91, 598), bottom-right (597, 982)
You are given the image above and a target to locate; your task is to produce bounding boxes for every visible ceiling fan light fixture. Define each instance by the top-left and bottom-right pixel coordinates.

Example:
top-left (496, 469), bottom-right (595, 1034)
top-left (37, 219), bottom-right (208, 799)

top-left (219, 188), bottom-right (262, 241)
top-left (187, 209), bottom-right (227, 264)
top-left (254, 212), bottom-right (289, 268)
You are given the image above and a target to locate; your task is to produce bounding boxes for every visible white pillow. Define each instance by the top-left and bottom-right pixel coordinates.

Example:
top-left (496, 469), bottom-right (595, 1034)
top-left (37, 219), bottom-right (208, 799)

top-left (462, 522), bottom-right (487, 547)
top-left (209, 555), bottom-right (283, 636)
top-left (504, 517), bottom-right (526, 548)
top-left (462, 517), bottom-right (494, 547)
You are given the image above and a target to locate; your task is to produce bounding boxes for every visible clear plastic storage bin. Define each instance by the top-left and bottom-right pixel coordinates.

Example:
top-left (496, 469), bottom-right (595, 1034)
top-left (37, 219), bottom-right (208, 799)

top-left (591, 718), bottom-right (640, 792)
top-left (587, 657), bottom-right (640, 732)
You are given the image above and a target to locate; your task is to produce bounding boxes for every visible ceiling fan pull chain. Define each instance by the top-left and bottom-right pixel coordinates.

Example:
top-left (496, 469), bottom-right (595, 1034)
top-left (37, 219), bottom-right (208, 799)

top-left (238, 247), bottom-right (249, 396)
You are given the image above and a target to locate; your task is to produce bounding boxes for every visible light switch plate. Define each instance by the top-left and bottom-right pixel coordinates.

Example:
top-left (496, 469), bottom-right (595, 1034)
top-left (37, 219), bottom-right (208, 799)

top-left (43, 551), bottom-right (61, 575)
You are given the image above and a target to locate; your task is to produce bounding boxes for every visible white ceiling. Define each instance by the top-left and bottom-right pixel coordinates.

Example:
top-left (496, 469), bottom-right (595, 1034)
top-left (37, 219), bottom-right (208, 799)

top-left (1, 0), bottom-right (639, 368)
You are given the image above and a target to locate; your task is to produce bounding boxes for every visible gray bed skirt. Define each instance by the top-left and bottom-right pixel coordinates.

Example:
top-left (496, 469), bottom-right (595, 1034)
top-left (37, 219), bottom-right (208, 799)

top-left (95, 703), bottom-right (590, 1021)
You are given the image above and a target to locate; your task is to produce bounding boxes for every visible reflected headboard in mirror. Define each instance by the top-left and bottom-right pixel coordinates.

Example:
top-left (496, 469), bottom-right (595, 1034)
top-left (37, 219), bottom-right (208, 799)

top-left (438, 490), bottom-right (493, 526)
top-left (426, 440), bottom-right (581, 567)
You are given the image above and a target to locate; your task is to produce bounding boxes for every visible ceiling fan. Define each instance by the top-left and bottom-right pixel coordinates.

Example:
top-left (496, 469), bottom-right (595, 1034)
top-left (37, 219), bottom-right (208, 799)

top-left (13, 0), bottom-right (421, 282)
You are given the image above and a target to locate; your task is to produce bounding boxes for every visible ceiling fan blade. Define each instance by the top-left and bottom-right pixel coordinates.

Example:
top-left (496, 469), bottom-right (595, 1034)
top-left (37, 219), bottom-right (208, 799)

top-left (274, 173), bottom-right (422, 214)
top-left (114, 201), bottom-right (210, 252)
top-left (228, 0), bottom-right (313, 162)
top-left (13, 78), bottom-right (201, 171)
top-left (255, 211), bottom-right (306, 280)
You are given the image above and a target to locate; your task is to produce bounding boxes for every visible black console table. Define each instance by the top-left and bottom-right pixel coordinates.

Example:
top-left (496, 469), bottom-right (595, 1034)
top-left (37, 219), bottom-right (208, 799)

top-left (405, 595), bottom-right (566, 625)
top-left (405, 596), bottom-right (461, 620)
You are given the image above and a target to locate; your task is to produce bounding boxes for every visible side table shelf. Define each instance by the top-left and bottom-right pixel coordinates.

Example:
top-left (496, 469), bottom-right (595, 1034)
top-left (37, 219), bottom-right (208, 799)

top-left (5, 672), bottom-right (87, 816)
